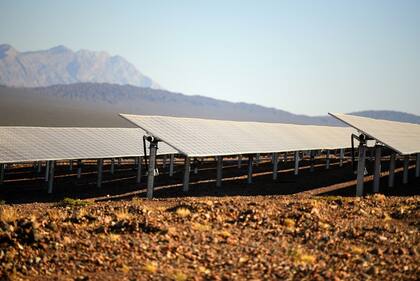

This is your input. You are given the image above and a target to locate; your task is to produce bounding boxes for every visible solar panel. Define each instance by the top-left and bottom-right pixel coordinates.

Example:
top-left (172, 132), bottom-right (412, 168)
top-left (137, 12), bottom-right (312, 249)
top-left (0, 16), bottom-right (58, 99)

top-left (329, 113), bottom-right (420, 155)
top-left (0, 127), bottom-right (177, 164)
top-left (120, 114), bottom-right (356, 157)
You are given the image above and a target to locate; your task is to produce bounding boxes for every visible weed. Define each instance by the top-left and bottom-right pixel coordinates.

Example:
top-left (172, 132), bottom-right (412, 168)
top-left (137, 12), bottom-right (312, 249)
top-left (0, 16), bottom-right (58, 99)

top-left (192, 222), bottom-right (211, 232)
top-left (289, 247), bottom-right (316, 265)
top-left (109, 233), bottom-right (121, 242)
top-left (115, 209), bottom-right (133, 221)
top-left (60, 198), bottom-right (92, 207)
top-left (283, 218), bottom-right (295, 228)
top-left (175, 208), bottom-right (191, 217)
top-left (143, 261), bottom-right (158, 273)
top-left (0, 206), bottom-right (18, 222)
top-left (46, 209), bottom-right (62, 221)
top-left (172, 271), bottom-right (188, 281)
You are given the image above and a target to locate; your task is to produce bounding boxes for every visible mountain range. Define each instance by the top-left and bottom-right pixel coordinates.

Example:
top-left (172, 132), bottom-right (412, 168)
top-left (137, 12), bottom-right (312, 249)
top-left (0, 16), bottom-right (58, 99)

top-left (0, 44), bottom-right (419, 128)
top-left (0, 44), bottom-right (159, 88)
top-left (1, 83), bottom-right (419, 127)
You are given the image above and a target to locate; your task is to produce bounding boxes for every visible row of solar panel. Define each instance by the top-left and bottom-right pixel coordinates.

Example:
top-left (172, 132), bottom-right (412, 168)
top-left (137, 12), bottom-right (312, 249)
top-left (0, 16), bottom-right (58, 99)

top-left (2, 113), bottom-right (419, 165)
top-left (0, 127), bottom-right (177, 164)
top-left (120, 114), bottom-right (357, 157)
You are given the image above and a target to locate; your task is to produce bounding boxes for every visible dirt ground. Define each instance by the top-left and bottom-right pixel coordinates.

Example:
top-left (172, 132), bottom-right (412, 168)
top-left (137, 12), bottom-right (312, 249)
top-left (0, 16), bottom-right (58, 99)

top-left (0, 155), bottom-right (419, 280)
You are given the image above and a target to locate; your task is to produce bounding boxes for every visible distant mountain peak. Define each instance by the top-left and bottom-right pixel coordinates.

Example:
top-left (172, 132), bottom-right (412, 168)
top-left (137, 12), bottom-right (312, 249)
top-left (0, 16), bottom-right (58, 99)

top-left (0, 44), bottom-right (160, 89)
top-left (48, 45), bottom-right (72, 53)
top-left (0, 44), bottom-right (17, 59)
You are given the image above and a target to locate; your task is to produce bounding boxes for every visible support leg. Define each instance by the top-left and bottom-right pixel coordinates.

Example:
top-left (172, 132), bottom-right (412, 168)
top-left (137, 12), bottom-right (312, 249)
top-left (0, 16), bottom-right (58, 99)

top-left (326, 150), bottom-right (330, 169)
top-left (403, 155), bottom-right (409, 184)
top-left (310, 151), bottom-right (315, 172)
top-left (110, 158), bottom-right (115, 175)
top-left (339, 149), bottom-right (344, 167)
top-left (45, 161), bottom-right (50, 182)
top-left (0, 163), bottom-right (5, 184)
top-left (77, 160), bottom-right (82, 179)
top-left (136, 156), bottom-right (142, 183)
top-left (356, 143), bottom-right (367, 196)
top-left (373, 145), bottom-right (382, 193)
top-left (247, 155), bottom-right (253, 184)
top-left (216, 156), bottom-right (223, 187)
top-left (183, 157), bottom-right (190, 192)
top-left (97, 159), bottom-right (103, 188)
top-left (47, 161), bottom-right (55, 194)
top-left (147, 142), bottom-right (158, 199)
top-left (294, 151), bottom-right (299, 176)
top-left (238, 155), bottom-right (242, 168)
top-left (272, 153), bottom-right (278, 180)
top-left (388, 153), bottom-right (396, 187)
top-left (169, 154), bottom-right (174, 177)
top-left (416, 153), bottom-right (420, 178)
top-left (162, 155), bottom-right (167, 170)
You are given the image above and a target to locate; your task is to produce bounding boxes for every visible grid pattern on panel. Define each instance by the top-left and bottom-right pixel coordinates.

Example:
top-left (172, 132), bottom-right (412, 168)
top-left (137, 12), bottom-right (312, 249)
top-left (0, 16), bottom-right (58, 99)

top-left (121, 114), bottom-right (356, 157)
top-left (0, 127), bottom-right (177, 164)
top-left (329, 113), bottom-right (420, 155)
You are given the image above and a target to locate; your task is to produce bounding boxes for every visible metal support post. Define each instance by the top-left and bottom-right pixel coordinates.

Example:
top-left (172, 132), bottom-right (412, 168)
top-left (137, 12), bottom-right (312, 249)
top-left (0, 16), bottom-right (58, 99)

top-left (147, 141), bottom-right (158, 198)
top-left (136, 156), bottom-right (142, 183)
top-left (294, 151), bottom-right (299, 176)
top-left (356, 141), bottom-right (367, 196)
top-left (183, 157), bottom-right (190, 192)
top-left (97, 159), bottom-right (103, 188)
top-left (216, 156), bottom-right (223, 187)
top-left (47, 161), bottom-right (55, 194)
top-left (169, 154), bottom-right (174, 177)
top-left (388, 153), bottom-right (396, 187)
top-left (247, 155), bottom-right (253, 184)
top-left (403, 155), bottom-right (409, 184)
top-left (373, 145), bottom-right (382, 193)
top-left (272, 153), bottom-right (278, 180)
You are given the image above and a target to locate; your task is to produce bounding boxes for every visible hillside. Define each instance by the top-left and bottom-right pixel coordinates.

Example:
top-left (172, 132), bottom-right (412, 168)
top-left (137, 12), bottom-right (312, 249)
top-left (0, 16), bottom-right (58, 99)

top-left (0, 83), bottom-right (419, 127)
top-left (0, 44), bottom-right (159, 89)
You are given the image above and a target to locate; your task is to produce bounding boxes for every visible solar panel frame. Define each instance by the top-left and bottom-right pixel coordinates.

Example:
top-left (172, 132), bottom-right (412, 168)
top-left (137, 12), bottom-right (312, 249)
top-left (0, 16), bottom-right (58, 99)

top-left (120, 114), bottom-right (356, 157)
top-left (0, 126), bottom-right (178, 164)
top-left (329, 113), bottom-right (420, 155)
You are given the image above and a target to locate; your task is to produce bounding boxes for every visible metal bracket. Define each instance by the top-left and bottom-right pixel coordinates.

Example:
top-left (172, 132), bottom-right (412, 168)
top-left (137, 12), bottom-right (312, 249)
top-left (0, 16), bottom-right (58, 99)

top-left (142, 135), bottom-right (160, 173)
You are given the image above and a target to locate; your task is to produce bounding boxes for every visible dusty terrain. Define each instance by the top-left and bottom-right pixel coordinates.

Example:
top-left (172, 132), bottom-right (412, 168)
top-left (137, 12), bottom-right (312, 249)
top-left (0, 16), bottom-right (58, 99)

top-left (1, 195), bottom-right (419, 281)
top-left (1, 156), bottom-right (419, 280)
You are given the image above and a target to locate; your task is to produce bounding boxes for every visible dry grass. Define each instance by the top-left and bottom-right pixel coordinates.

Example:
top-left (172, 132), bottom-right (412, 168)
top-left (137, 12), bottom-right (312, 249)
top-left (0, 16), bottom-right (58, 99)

top-left (191, 222), bottom-right (211, 232)
top-left (46, 209), bottom-right (62, 221)
top-left (218, 230), bottom-right (231, 238)
top-left (175, 208), bottom-right (191, 217)
top-left (115, 209), bottom-right (133, 221)
top-left (0, 206), bottom-right (18, 222)
top-left (60, 198), bottom-right (91, 207)
top-left (350, 245), bottom-right (365, 255)
top-left (172, 271), bottom-right (188, 281)
top-left (143, 261), bottom-right (158, 274)
top-left (108, 233), bottom-right (121, 242)
top-left (283, 218), bottom-right (295, 228)
top-left (290, 247), bottom-right (316, 265)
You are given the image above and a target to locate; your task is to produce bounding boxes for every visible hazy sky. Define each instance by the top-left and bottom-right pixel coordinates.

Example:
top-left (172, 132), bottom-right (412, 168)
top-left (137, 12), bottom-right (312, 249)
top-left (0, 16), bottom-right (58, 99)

top-left (1, 0), bottom-right (419, 116)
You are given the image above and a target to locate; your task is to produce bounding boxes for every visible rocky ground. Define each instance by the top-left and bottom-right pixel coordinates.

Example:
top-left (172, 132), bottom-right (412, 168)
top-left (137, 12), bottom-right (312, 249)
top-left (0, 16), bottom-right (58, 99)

top-left (1, 194), bottom-right (419, 281)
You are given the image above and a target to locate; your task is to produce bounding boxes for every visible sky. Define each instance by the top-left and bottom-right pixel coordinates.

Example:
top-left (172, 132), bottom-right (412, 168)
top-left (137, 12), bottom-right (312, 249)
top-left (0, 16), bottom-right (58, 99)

top-left (0, 0), bottom-right (419, 116)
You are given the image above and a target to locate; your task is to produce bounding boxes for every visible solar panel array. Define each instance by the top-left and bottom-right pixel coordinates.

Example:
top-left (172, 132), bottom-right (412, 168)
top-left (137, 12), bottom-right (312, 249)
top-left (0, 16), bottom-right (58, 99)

top-left (120, 114), bottom-right (356, 157)
top-left (0, 127), bottom-right (177, 164)
top-left (329, 113), bottom-right (420, 155)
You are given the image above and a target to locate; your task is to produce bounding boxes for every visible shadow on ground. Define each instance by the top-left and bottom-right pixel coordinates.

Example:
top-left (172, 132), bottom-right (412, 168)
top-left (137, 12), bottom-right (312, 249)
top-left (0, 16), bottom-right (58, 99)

top-left (1, 157), bottom-right (419, 204)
